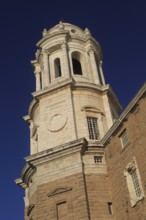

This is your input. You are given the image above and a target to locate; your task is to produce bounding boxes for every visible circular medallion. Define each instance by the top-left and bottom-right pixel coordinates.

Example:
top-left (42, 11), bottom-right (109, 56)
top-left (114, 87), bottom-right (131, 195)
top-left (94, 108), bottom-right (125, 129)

top-left (48, 114), bottom-right (67, 132)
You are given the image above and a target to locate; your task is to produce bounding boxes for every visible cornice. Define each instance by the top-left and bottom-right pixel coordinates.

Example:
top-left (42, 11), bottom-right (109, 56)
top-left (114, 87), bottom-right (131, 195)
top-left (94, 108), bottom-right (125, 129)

top-left (29, 80), bottom-right (121, 120)
top-left (31, 78), bottom-right (111, 99)
top-left (16, 137), bottom-right (105, 189)
top-left (25, 138), bottom-right (88, 166)
top-left (37, 30), bottom-right (69, 47)
top-left (32, 77), bottom-right (75, 99)
top-left (15, 162), bottom-right (36, 189)
top-left (15, 138), bottom-right (87, 189)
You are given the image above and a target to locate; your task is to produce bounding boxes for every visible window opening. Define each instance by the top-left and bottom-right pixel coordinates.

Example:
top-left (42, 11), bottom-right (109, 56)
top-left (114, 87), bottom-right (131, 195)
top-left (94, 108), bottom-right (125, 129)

top-left (87, 117), bottom-right (99, 140)
top-left (125, 159), bottom-right (144, 206)
top-left (130, 169), bottom-right (141, 197)
top-left (72, 58), bottom-right (82, 75)
top-left (54, 58), bottom-right (62, 78)
top-left (107, 202), bottom-right (113, 214)
top-left (120, 130), bottom-right (129, 147)
top-left (94, 156), bottom-right (103, 163)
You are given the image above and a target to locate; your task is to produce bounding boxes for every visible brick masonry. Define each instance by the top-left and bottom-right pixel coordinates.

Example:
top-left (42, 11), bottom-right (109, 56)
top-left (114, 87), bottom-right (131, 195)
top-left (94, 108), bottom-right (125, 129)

top-left (105, 90), bottom-right (146, 220)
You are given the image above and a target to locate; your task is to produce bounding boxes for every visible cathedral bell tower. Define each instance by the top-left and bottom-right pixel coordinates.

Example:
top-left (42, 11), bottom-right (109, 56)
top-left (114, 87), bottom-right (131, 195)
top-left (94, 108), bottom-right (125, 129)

top-left (16, 22), bottom-right (121, 220)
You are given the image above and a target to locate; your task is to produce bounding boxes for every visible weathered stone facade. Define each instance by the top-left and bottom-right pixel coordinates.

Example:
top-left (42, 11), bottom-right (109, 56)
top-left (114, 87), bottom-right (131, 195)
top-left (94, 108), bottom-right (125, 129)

top-left (16, 22), bottom-right (146, 220)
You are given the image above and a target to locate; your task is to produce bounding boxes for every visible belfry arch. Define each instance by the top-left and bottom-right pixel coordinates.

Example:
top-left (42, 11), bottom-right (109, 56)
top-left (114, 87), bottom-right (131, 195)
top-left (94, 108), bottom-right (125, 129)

top-left (71, 51), bottom-right (83, 75)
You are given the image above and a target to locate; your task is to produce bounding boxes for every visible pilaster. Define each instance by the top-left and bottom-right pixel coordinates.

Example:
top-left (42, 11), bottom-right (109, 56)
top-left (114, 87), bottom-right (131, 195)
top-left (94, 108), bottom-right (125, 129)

top-left (61, 41), bottom-right (70, 77)
top-left (88, 47), bottom-right (100, 84)
top-left (42, 49), bottom-right (50, 87)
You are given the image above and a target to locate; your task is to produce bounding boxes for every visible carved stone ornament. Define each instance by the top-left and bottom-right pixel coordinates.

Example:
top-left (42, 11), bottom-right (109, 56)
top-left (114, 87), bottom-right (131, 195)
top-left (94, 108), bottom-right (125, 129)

top-left (42, 28), bottom-right (48, 37)
top-left (58, 21), bottom-right (64, 30)
top-left (48, 187), bottom-right (72, 197)
top-left (48, 114), bottom-right (67, 132)
top-left (126, 160), bottom-right (136, 173)
top-left (84, 28), bottom-right (91, 38)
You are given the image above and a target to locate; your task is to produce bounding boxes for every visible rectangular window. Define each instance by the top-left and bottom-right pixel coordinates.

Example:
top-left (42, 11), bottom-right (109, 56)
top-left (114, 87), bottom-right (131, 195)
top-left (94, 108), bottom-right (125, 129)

top-left (107, 202), bottom-right (113, 214)
top-left (94, 156), bottom-right (103, 163)
top-left (131, 170), bottom-right (141, 197)
top-left (87, 117), bottom-right (99, 140)
top-left (120, 130), bottom-right (129, 147)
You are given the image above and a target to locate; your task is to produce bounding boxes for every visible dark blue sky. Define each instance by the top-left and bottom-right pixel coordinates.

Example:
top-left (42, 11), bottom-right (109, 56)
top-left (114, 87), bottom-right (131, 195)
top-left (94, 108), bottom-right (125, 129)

top-left (0, 1), bottom-right (145, 219)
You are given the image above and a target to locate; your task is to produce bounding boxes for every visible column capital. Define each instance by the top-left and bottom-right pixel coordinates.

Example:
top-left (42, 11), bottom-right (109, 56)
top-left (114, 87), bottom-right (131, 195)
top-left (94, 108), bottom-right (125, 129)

top-left (60, 41), bottom-right (67, 48)
top-left (41, 48), bottom-right (48, 55)
top-left (41, 49), bottom-right (51, 58)
top-left (34, 66), bottom-right (41, 75)
top-left (87, 46), bottom-right (95, 54)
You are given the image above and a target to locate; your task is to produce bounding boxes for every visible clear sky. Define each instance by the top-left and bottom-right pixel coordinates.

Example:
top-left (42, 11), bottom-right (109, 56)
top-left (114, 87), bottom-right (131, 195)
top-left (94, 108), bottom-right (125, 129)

top-left (0, 1), bottom-right (145, 219)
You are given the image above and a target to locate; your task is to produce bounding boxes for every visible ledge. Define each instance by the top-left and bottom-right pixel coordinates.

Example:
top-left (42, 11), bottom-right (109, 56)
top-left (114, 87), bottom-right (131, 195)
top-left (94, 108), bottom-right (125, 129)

top-left (15, 162), bottom-right (36, 189)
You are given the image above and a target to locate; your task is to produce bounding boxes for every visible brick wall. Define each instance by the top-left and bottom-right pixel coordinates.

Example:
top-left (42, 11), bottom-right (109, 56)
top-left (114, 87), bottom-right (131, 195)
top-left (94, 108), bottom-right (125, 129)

top-left (105, 94), bottom-right (146, 220)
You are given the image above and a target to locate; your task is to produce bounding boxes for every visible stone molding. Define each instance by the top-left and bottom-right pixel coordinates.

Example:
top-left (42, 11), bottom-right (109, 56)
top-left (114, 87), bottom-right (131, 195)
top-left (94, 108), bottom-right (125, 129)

top-left (25, 138), bottom-right (88, 164)
top-left (36, 30), bottom-right (69, 47)
top-left (81, 105), bottom-right (105, 115)
top-left (16, 138), bottom-right (88, 189)
top-left (15, 162), bottom-right (36, 189)
top-left (48, 114), bottom-right (68, 132)
top-left (31, 77), bottom-right (115, 100)
top-left (48, 187), bottom-right (72, 197)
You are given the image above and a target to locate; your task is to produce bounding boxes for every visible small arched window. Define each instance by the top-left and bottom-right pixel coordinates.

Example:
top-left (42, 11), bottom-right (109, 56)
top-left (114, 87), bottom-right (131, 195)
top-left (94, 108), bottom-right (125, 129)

top-left (72, 52), bottom-right (83, 75)
top-left (54, 58), bottom-right (62, 78)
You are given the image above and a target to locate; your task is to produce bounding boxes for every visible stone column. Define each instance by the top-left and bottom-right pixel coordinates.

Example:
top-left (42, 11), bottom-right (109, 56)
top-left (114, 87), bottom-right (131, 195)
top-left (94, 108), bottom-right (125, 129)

top-left (34, 70), bottom-right (41, 91)
top-left (99, 61), bottom-right (106, 85)
top-left (42, 49), bottom-right (50, 87)
top-left (88, 47), bottom-right (100, 84)
top-left (61, 42), bottom-right (70, 77)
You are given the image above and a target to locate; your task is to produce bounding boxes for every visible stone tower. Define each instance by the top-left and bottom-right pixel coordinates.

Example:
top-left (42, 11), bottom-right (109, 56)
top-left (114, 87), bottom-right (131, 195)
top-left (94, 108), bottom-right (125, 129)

top-left (16, 22), bottom-right (121, 220)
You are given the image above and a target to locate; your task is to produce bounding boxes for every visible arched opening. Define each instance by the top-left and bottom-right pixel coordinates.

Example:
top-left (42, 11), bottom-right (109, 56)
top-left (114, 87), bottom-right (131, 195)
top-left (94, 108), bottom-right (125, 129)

top-left (72, 58), bottom-right (82, 75)
top-left (54, 58), bottom-right (62, 78)
top-left (72, 52), bottom-right (83, 75)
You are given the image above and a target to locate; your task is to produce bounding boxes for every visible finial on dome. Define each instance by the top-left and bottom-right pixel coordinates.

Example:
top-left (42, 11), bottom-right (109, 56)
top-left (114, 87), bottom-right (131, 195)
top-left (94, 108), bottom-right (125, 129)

top-left (84, 28), bottom-right (91, 38)
top-left (42, 28), bottom-right (48, 37)
top-left (59, 21), bottom-right (64, 30)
